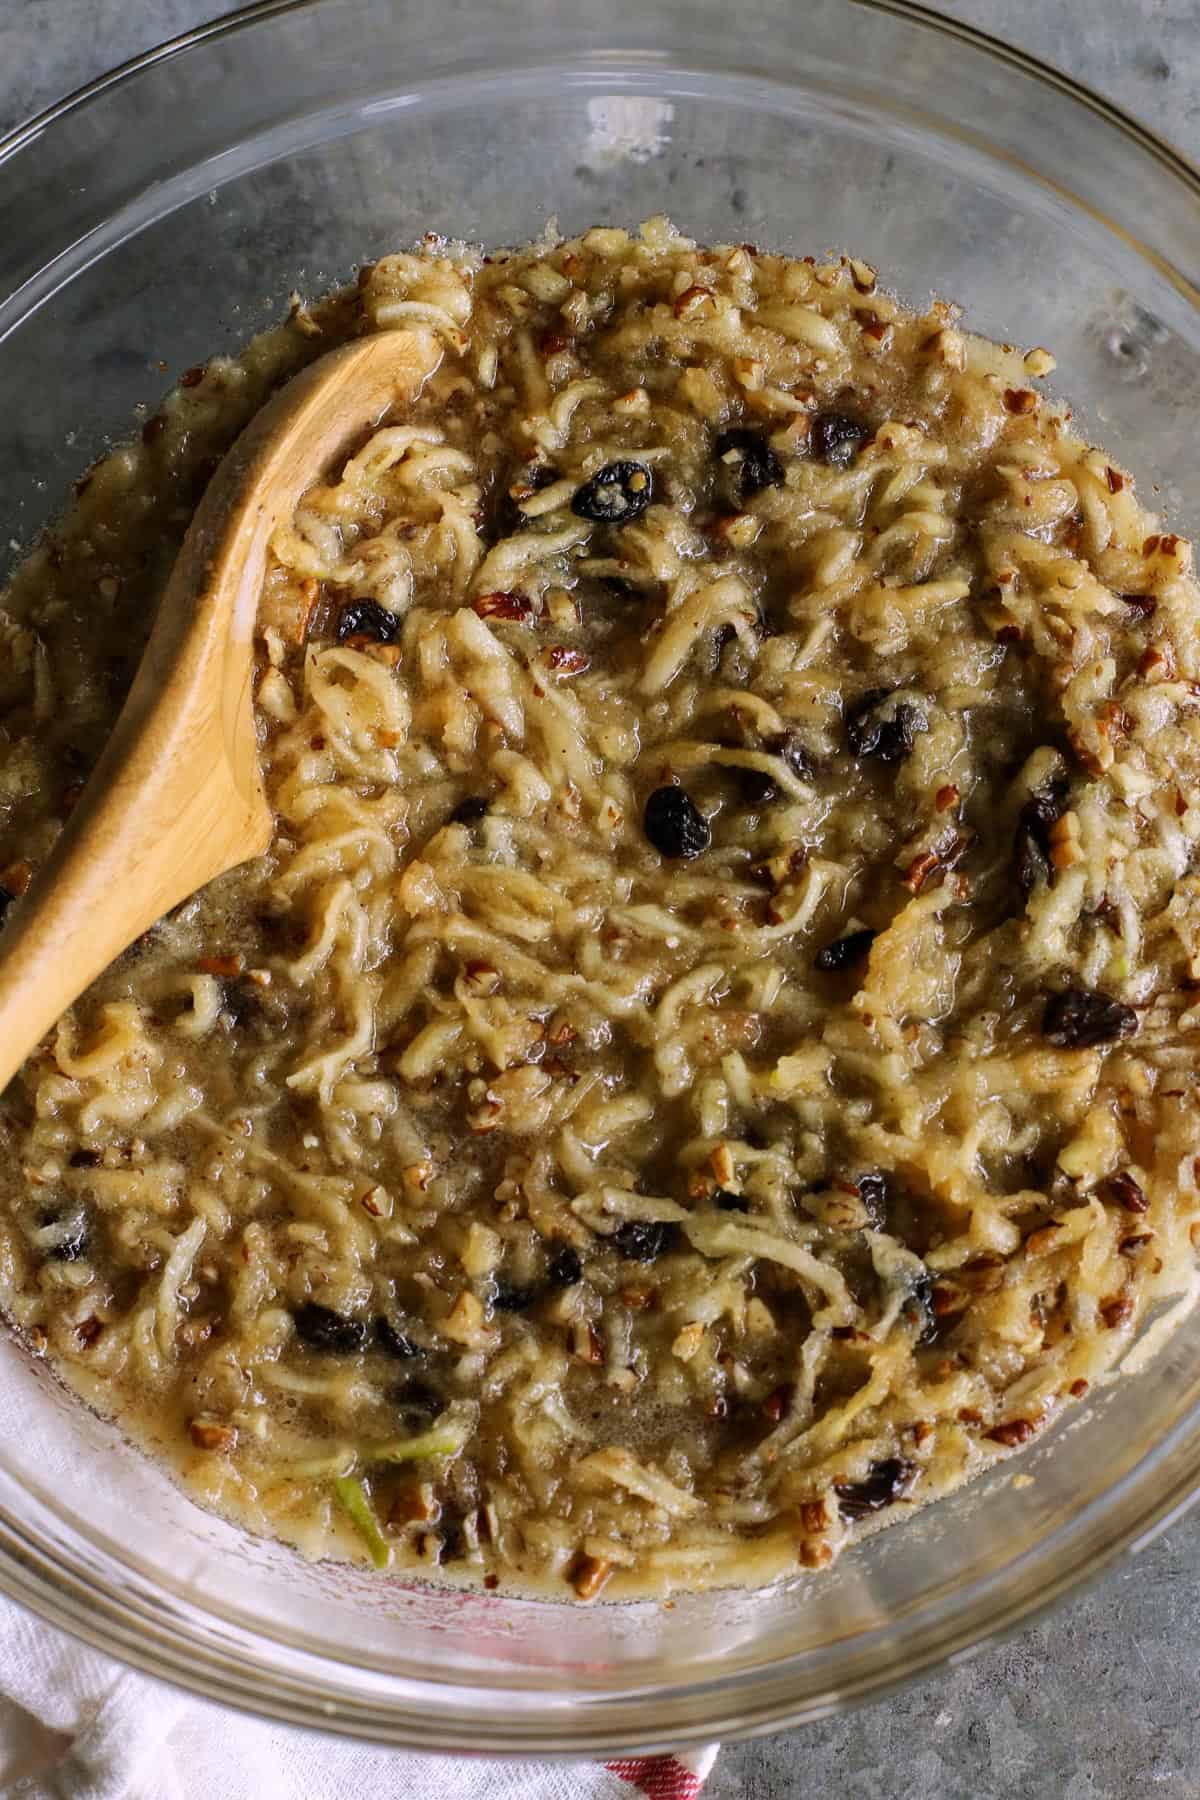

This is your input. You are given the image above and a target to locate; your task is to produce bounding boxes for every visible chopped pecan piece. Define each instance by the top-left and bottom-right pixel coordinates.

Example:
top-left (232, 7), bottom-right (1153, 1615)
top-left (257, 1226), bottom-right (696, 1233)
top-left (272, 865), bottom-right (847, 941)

top-left (620, 1284), bottom-right (655, 1311)
top-left (673, 284), bottom-right (716, 320)
top-left (930, 1281), bottom-right (969, 1317)
top-left (570, 1321), bottom-right (604, 1364)
top-left (462, 961), bottom-right (500, 996)
top-left (1023, 1223), bottom-right (1062, 1258)
top-left (177, 1316), bottom-right (216, 1348)
top-left (901, 850), bottom-right (940, 894)
top-left (388, 1485), bottom-right (441, 1529)
top-left (986, 1418), bottom-right (1036, 1448)
top-left (544, 645), bottom-right (591, 675)
top-left (763, 1384), bottom-right (793, 1424)
top-left (1099, 1169), bottom-right (1148, 1212)
top-left (189, 1417), bottom-right (237, 1453)
top-left (197, 953), bottom-right (245, 978)
top-left (903, 833), bottom-right (971, 893)
top-left (567, 1551), bottom-right (614, 1600)
top-left (473, 590), bottom-right (533, 621)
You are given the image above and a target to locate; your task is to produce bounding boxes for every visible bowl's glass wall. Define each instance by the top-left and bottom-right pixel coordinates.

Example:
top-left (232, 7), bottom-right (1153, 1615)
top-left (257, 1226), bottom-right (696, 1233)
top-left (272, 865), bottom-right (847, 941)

top-left (2, 0), bottom-right (1200, 1752)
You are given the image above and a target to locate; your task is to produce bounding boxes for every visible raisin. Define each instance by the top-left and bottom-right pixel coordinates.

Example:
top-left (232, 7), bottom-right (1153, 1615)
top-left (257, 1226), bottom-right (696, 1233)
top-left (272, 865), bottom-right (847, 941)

top-left (1015, 827), bottom-right (1051, 897)
top-left (571, 461), bottom-right (653, 525)
top-left (855, 1172), bottom-right (888, 1228)
top-left (715, 1189), bottom-right (749, 1212)
top-left (492, 1278), bottom-right (540, 1312)
top-left (732, 766), bottom-right (779, 808)
top-left (845, 689), bottom-right (928, 763)
top-left (38, 1206), bottom-right (90, 1262)
top-left (438, 1509), bottom-right (468, 1562)
top-left (714, 427), bottom-right (784, 503)
top-left (449, 796), bottom-right (490, 825)
top-left (1119, 592), bottom-right (1158, 621)
top-left (523, 461), bottom-right (559, 489)
top-left (1022, 777), bottom-right (1069, 837)
top-left (643, 786), bottom-right (710, 859)
top-left (612, 1220), bottom-right (679, 1262)
top-left (293, 1302), bottom-right (368, 1354)
top-left (812, 411), bottom-right (870, 468)
top-left (546, 1244), bottom-right (583, 1287)
top-left (773, 731), bottom-right (814, 783)
top-left (68, 1149), bottom-right (100, 1169)
top-left (906, 1268), bottom-right (938, 1344)
top-left (221, 980), bottom-right (265, 1032)
top-left (393, 1378), bottom-right (443, 1423)
top-left (374, 1315), bottom-right (421, 1359)
top-left (1042, 987), bottom-right (1138, 1050)
top-left (834, 1457), bottom-right (918, 1521)
top-left (814, 928), bottom-right (876, 972)
top-left (335, 599), bottom-right (400, 644)
top-left (1014, 777), bottom-right (1068, 896)
top-left (0, 886), bottom-right (14, 924)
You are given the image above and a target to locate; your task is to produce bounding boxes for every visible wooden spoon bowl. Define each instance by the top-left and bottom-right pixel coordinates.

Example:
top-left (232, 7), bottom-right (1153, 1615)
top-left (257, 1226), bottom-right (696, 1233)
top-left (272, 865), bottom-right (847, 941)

top-left (0, 328), bottom-right (440, 1094)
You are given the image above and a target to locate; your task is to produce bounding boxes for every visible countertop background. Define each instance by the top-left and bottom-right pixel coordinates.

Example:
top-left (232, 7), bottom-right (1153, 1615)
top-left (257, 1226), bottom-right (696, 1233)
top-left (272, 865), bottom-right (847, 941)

top-left (3, 3), bottom-right (1199, 1796)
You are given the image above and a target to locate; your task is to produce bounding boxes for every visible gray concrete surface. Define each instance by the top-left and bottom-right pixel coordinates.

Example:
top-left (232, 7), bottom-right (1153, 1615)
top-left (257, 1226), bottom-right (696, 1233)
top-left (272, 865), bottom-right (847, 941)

top-left (4, 3), bottom-right (1200, 1795)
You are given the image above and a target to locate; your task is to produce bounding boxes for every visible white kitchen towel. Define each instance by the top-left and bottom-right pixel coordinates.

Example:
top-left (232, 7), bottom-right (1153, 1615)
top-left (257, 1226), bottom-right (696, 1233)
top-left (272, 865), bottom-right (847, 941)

top-left (0, 1594), bottom-right (718, 1800)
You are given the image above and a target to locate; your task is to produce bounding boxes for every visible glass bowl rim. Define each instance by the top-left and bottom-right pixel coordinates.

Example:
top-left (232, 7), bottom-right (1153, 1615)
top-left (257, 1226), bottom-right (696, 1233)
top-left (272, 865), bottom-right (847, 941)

top-left (4, 0), bottom-right (1200, 206)
top-left (1, 0), bottom-right (1200, 1754)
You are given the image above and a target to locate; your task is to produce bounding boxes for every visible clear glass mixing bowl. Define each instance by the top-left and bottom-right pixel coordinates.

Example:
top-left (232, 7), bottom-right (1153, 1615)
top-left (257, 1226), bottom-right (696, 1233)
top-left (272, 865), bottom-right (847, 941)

top-left (2, 0), bottom-right (1200, 1755)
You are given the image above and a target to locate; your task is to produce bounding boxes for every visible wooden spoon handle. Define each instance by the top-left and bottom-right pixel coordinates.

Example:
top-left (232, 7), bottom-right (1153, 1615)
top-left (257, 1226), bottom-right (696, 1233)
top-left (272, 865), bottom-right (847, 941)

top-left (0, 330), bottom-right (440, 1096)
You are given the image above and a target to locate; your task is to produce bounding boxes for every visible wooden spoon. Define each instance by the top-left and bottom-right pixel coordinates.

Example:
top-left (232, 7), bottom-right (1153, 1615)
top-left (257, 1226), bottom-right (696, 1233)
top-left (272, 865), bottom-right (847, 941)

top-left (0, 328), bottom-right (441, 1094)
